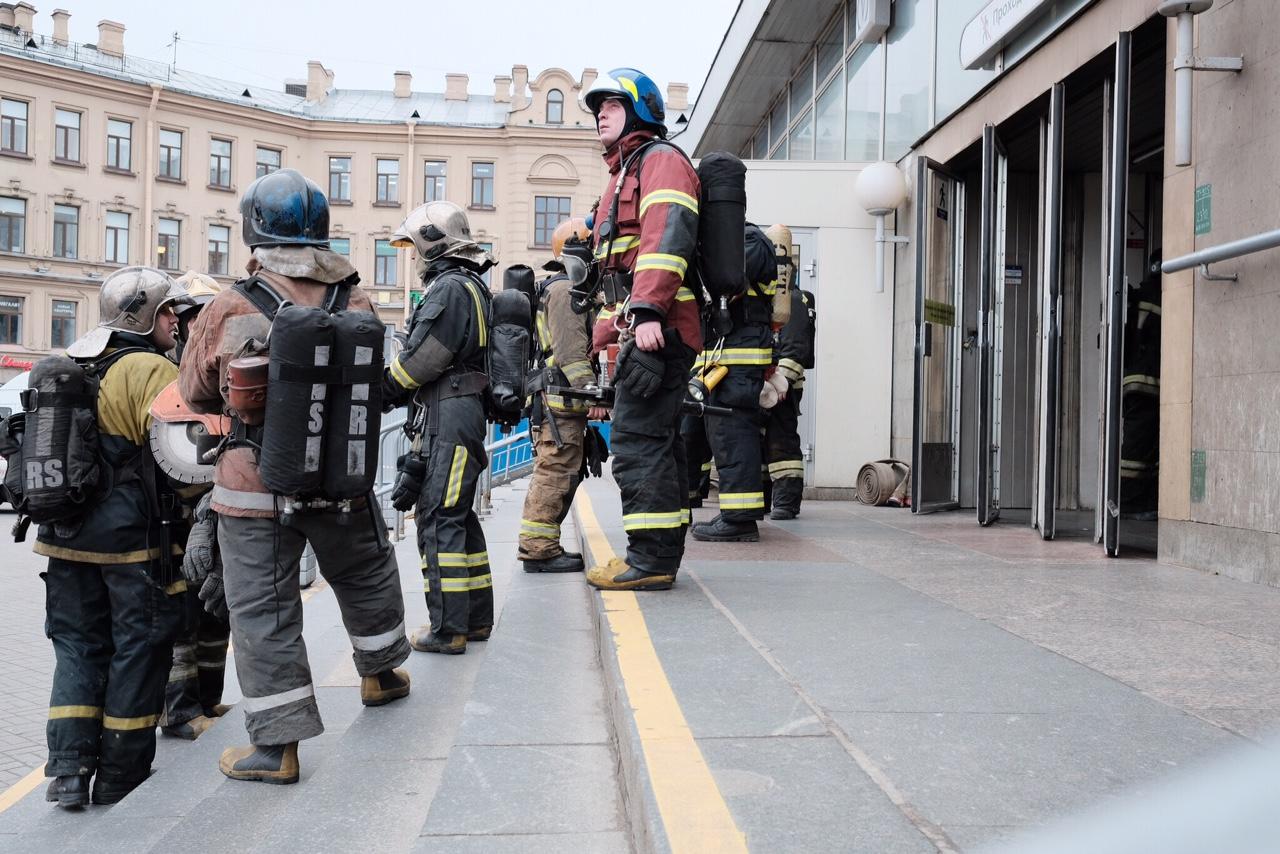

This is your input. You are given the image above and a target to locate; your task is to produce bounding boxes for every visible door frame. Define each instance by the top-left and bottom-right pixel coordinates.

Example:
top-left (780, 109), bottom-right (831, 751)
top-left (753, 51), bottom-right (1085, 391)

top-left (977, 125), bottom-right (1009, 528)
top-left (1035, 83), bottom-right (1067, 539)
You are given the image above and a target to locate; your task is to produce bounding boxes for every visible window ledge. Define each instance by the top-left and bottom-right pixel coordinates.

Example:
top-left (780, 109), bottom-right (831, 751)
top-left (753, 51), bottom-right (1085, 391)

top-left (0, 149), bottom-right (32, 161)
top-left (103, 166), bottom-right (136, 177)
top-left (207, 183), bottom-right (235, 194)
top-left (469, 205), bottom-right (496, 212)
top-left (51, 158), bottom-right (85, 169)
top-left (155, 175), bottom-right (185, 185)
top-left (372, 201), bottom-right (402, 208)
top-left (330, 199), bottom-right (353, 206)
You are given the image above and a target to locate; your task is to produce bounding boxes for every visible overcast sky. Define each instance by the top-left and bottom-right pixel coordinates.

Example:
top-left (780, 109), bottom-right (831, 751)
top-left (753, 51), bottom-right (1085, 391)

top-left (43, 0), bottom-right (740, 102)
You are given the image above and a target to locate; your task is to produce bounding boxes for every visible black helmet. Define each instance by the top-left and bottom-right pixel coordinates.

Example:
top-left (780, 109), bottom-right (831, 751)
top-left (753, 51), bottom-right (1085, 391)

top-left (239, 168), bottom-right (329, 249)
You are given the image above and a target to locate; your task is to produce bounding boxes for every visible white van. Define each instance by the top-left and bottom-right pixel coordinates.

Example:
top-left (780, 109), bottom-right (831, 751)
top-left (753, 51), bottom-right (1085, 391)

top-left (0, 371), bottom-right (29, 509)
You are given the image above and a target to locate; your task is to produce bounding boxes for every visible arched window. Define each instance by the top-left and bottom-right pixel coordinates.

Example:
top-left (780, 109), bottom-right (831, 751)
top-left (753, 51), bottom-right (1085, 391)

top-left (547, 89), bottom-right (564, 125)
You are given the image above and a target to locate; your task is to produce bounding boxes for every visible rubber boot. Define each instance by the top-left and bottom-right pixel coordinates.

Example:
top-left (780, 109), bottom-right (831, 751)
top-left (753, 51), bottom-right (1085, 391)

top-left (90, 774), bottom-right (146, 805)
top-left (586, 557), bottom-right (675, 591)
top-left (45, 774), bottom-right (89, 809)
top-left (219, 743), bottom-right (300, 785)
top-left (360, 667), bottom-right (411, 707)
top-left (409, 626), bottom-right (466, 655)
top-left (691, 514), bottom-right (760, 542)
top-left (522, 553), bottom-right (585, 573)
top-left (162, 714), bottom-right (216, 741)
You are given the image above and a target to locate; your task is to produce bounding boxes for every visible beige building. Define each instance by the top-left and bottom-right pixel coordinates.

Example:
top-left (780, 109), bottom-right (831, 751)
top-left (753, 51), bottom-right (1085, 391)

top-left (0, 3), bottom-right (689, 379)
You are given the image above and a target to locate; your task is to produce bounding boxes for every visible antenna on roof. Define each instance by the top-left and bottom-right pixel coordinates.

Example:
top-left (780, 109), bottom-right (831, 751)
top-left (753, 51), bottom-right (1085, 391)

top-left (167, 31), bottom-right (179, 69)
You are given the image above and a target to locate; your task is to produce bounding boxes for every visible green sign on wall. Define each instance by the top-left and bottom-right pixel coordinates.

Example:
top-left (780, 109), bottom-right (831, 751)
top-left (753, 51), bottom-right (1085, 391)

top-left (1194, 185), bottom-right (1212, 235)
top-left (1190, 449), bottom-right (1207, 503)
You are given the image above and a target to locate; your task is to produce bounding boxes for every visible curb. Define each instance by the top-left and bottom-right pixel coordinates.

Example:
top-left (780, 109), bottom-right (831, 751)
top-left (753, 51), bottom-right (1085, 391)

top-left (572, 503), bottom-right (672, 854)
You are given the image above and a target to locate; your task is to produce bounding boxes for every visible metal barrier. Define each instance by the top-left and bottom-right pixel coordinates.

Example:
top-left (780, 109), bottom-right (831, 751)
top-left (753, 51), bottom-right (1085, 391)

top-left (475, 429), bottom-right (533, 517)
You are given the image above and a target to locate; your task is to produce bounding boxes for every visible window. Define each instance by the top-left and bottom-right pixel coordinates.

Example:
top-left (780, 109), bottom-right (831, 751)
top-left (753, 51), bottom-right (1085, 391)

top-left (0, 197), bottom-right (24, 253)
top-left (255, 146), bottom-right (281, 178)
top-left (816, 17), bottom-right (843, 85)
top-left (477, 243), bottom-right (493, 286)
top-left (1, 98), bottom-right (27, 154)
top-left (208, 224), bottom-right (230, 275)
top-left (935, 0), bottom-right (998, 122)
top-left (0, 296), bottom-right (22, 345)
top-left (769, 99), bottom-right (788, 156)
top-left (54, 108), bottom-right (81, 162)
top-left (157, 218), bottom-right (180, 270)
top-left (424, 161), bottom-right (446, 202)
top-left (471, 162), bottom-right (494, 208)
top-left (790, 68), bottom-right (813, 122)
top-left (814, 80), bottom-right (843, 161)
top-left (884, 0), bottom-right (934, 160)
top-left (329, 156), bottom-right (351, 201)
top-left (374, 239), bottom-right (396, 286)
top-left (752, 123), bottom-right (768, 160)
top-left (376, 159), bottom-right (399, 204)
top-left (105, 211), bottom-right (129, 263)
top-left (533, 195), bottom-right (572, 247)
top-left (329, 237), bottom-right (350, 256)
top-left (547, 88), bottom-right (564, 124)
top-left (53, 204), bottom-right (78, 259)
top-left (107, 118), bottom-right (132, 170)
top-left (209, 138), bottom-right (232, 188)
top-left (846, 42), bottom-right (884, 162)
top-left (50, 300), bottom-right (77, 350)
top-left (789, 108), bottom-right (814, 161)
top-left (159, 129), bottom-right (183, 179)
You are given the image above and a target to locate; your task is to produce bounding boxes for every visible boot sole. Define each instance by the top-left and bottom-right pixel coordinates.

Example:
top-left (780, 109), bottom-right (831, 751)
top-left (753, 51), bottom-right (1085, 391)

top-left (691, 531), bottom-right (760, 542)
top-left (161, 726), bottom-right (199, 741)
top-left (769, 513), bottom-right (797, 521)
top-left (221, 770), bottom-right (300, 785)
top-left (587, 578), bottom-right (675, 591)
top-left (410, 642), bottom-right (466, 655)
top-left (522, 565), bottom-right (585, 573)
top-left (361, 686), bottom-right (410, 707)
top-left (48, 792), bottom-right (89, 808)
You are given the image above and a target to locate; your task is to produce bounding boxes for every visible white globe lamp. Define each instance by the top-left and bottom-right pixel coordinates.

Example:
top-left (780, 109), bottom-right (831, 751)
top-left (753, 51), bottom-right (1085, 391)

top-left (854, 162), bottom-right (910, 293)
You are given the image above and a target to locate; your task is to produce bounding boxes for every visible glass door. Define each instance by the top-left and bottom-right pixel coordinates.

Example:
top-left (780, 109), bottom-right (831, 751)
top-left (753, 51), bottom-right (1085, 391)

top-left (1035, 83), bottom-right (1066, 539)
top-left (912, 158), bottom-right (966, 513)
top-left (977, 125), bottom-right (1009, 527)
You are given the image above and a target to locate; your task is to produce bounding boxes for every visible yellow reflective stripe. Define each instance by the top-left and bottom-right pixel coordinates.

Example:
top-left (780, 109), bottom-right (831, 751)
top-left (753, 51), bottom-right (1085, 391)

top-left (756, 280), bottom-right (777, 296)
top-left (1136, 301), bottom-right (1162, 315)
top-left (164, 580), bottom-right (188, 595)
top-left (598, 307), bottom-right (616, 321)
top-left (700, 462), bottom-right (713, 472)
top-left (103, 714), bottom-right (159, 731)
top-left (675, 286), bottom-right (697, 302)
top-left (622, 511), bottom-right (685, 531)
top-left (389, 356), bottom-right (420, 390)
top-left (547, 394), bottom-right (589, 412)
top-left (639, 189), bottom-right (699, 217)
top-left (443, 446), bottom-right (469, 508)
top-left (719, 492), bottom-right (765, 510)
top-left (768, 460), bottom-right (804, 473)
top-left (463, 281), bottom-right (488, 348)
top-left (440, 573), bottom-right (493, 592)
top-left (1123, 374), bottom-right (1160, 389)
top-left (594, 235), bottom-right (640, 259)
top-left (777, 358), bottom-right (805, 380)
top-left (635, 253), bottom-right (688, 277)
top-left (715, 348), bottom-right (773, 366)
top-left (562, 360), bottom-right (595, 382)
top-left (682, 508), bottom-right (692, 525)
top-left (521, 519), bottom-right (560, 538)
top-left (536, 313), bottom-right (553, 351)
top-left (49, 705), bottom-right (103, 720)
top-left (435, 550), bottom-right (490, 568)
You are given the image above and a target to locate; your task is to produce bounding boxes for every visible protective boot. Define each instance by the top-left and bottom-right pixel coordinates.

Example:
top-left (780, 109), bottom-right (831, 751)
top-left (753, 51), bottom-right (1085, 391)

top-left (409, 625), bottom-right (466, 655)
top-left (770, 478), bottom-right (803, 520)
top-left (522, 553), bottom-right (585, 573)
top-left (161, 714), bottom-right (216, 741)
top-left (360, 667), bottom-right (411, 707)
top-left (45, 774), bottom-right (89, 808)
top-left (691, 515), bottom-right (760, 542)
top-left (219, 743), bottom-right (300, 785)
top-left (586, 557), bottom-right (675, 591)
top-left (90, 774), bottom-right (146, 805)
top-left (205, 703), bottom-right (233, 718)
top-left (467, 626), bottom-right (493, 642)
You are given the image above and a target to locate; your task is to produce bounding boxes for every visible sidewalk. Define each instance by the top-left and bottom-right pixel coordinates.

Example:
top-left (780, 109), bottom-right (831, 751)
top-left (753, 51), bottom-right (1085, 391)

top-left (574, 474), bottom-right (1280, 852)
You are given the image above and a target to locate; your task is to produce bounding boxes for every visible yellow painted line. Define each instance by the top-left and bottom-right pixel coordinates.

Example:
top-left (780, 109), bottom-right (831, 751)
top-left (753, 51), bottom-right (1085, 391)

top-left (0, 764), bottom-right (45, 815)
top-left (576, 491), bottom-right (747, 853)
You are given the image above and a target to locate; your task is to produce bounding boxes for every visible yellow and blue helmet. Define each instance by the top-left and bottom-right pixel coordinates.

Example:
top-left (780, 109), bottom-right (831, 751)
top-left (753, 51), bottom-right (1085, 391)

top-left (583, 67), bottom-right (666, 133)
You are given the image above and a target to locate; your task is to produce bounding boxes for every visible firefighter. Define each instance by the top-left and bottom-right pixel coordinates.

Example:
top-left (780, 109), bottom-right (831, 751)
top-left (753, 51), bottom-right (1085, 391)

top-left (385, 200), bottom-right (495, 654)
top-left (179, 169), bottom-right (411, 785)
top-left (159, 271), bottom-right (231, 741)
top-left (687, 225), bottom-right (777, 542)
top-left (765, 286), bottom-right (817, 520)
top-left (581, 68), bottom-right (702, 592)
top-left (519, 218), bottom-right (596, 573)
top-left (39, 267), bottom-right (192, 807)
top-left (1120, 251), bottom-right (1161, 518)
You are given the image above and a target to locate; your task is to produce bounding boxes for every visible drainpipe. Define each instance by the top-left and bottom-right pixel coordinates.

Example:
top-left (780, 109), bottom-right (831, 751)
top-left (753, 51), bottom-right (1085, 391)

top-left (142, 84), bottom-right (161, 266)
top-left (403, 118), bottom-right (416, 326)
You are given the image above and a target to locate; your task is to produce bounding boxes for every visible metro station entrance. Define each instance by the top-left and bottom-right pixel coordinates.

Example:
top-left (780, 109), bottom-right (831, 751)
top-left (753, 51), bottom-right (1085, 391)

top-left (911, 18), bottom-right (1166, 556)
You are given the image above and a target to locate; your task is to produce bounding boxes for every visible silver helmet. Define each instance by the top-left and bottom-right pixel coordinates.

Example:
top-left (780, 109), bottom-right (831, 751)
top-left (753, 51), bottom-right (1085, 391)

top-left (67, 266), bottom-right (192, 358)
top-left (391, 201), bottom-right (493, 266)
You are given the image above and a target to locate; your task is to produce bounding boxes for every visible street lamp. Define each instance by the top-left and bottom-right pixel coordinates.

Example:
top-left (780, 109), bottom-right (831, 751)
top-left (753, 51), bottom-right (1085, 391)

top-left (854, 161), bottom-right (909, 294)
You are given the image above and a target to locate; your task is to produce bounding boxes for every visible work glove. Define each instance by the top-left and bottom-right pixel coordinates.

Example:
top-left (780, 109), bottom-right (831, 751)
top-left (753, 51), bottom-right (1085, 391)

top-left (614, 338), bottom-right (666, 399)
top-left (181, 494), bottom-right (218, 586)
top-left (391, 452), bottom-right (427, 512)
top-left (580, 426), bottom-right (610, 479)
top-left (198, 570), bottom-right (228, 622)
top-left (381, 368), bottom-right (409, 412)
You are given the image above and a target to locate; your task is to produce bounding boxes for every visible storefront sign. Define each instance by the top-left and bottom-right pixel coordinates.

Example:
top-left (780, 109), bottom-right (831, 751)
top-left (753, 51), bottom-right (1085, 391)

top-left (1195, 184), bottom-right (1212, 235)
top-left (924, 299), bottom-right (956, 327)
top-left (1004, 265), bottom-right (1024, 286)
top-left (853, 0), bottom-right (891, 44)
top-left (0, 355), bottom-right (33, 370)
top-left (0, 296), bottom-right (22, 313)
top-left (1190, 449), bottom-right (1206, 503)
top-left (960, 0), bottom-right (1055, 70)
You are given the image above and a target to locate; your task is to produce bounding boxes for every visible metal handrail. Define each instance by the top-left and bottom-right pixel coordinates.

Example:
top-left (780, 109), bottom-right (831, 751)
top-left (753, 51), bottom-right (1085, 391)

top-left (1162, 228), bottom-right (1280, 281)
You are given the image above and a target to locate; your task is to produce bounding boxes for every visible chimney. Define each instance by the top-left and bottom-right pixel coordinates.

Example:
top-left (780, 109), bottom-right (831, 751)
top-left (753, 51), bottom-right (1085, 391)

top-left (444, 73), bottom-right (468, 102)
top-left (493, 75), bottom-right (511, 104)
top-left (51, 8), bottom-right (69, 45)
top-left (96, 20), bottom-right (125, 57)
top-left (580, 68), bottom-right (598, 93)
top-left (393, 70), bottom-right (411, 98)
top-left (511, 65), bottom-right (529, 110)
top-left (666, 82), bottom-right (689, 113)
top-left (12, 2), bottom-right (34, 33)
top-left (0, 7), bottom-right (15, 29)
top-left (306, 60), bottom-right (333, 102)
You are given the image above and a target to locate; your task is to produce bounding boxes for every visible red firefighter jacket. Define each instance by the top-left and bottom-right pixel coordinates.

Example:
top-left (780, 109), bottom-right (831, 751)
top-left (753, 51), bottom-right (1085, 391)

top-left (591, 130), bottom-right (703, 356)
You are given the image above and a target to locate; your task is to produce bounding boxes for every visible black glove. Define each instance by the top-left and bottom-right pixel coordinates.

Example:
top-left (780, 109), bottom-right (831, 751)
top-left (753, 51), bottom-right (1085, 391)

top-left (614, 338), bottom-right (666, 399)
top-left (199, 571), bottom-right (228, 621)
top-left (584, 426), bottom-right (608, 478)
top-left (391, 452), bottom-right (427, 512)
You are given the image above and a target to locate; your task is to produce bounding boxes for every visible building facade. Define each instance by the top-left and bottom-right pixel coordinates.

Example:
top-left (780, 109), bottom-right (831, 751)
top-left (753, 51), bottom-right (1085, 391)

top-left (0, 4), bottom-right (688, 377)
top-left (684, 0), bottom-right (1280, 588)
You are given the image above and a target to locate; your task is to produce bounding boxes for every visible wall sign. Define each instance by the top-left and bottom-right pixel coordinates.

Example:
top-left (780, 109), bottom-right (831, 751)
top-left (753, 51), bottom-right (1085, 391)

top-left (1190, 449), bottom-right (1206, 503)
top-left (854, 0), bottom-right (891, 44)
top-left (1194, 184), bottom-right (1212, 235)
top-left (0, 355), bottom-right (33, 370)
top-left (960, 0), bottom-right (1055, 70)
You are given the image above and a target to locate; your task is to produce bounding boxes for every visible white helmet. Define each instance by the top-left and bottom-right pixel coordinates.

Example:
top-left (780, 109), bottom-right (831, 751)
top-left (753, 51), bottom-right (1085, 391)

top-left (67, 266), bottom-right (192, 358)
top-left (391, 201), bottom-right (493, 266)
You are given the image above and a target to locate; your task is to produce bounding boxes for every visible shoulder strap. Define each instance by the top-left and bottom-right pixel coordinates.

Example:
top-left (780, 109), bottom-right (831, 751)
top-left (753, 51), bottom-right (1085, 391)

top-left (600, 138), bottom-right (669, 264)
top-left (85, 346), bottom-right (151, 379)
top-left (233, 275), bottom-right (287, 321)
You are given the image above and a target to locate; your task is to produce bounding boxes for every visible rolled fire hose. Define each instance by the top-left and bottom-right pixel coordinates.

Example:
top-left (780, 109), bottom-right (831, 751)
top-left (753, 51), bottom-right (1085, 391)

top-left (856, 459), bottom-right (911, 506)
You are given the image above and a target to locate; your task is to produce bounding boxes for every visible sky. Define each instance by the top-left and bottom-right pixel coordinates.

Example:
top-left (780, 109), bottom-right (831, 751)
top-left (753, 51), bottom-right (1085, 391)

top-left (42, 0), bottom-right (741, 103)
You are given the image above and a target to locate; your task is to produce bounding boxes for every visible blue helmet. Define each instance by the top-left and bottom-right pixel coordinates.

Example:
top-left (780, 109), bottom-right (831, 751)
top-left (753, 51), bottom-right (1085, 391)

top-left (583, 67), bottom-right (666, 132)
top-left (239, 168), bottom-right (330, 249)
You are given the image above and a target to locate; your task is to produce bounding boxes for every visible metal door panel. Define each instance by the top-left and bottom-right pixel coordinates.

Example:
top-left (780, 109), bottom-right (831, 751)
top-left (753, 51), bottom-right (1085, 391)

top-left (977, 126), bottom-right (1008, 527)
top-left (1036, 83), bottom-right (1066, 539)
